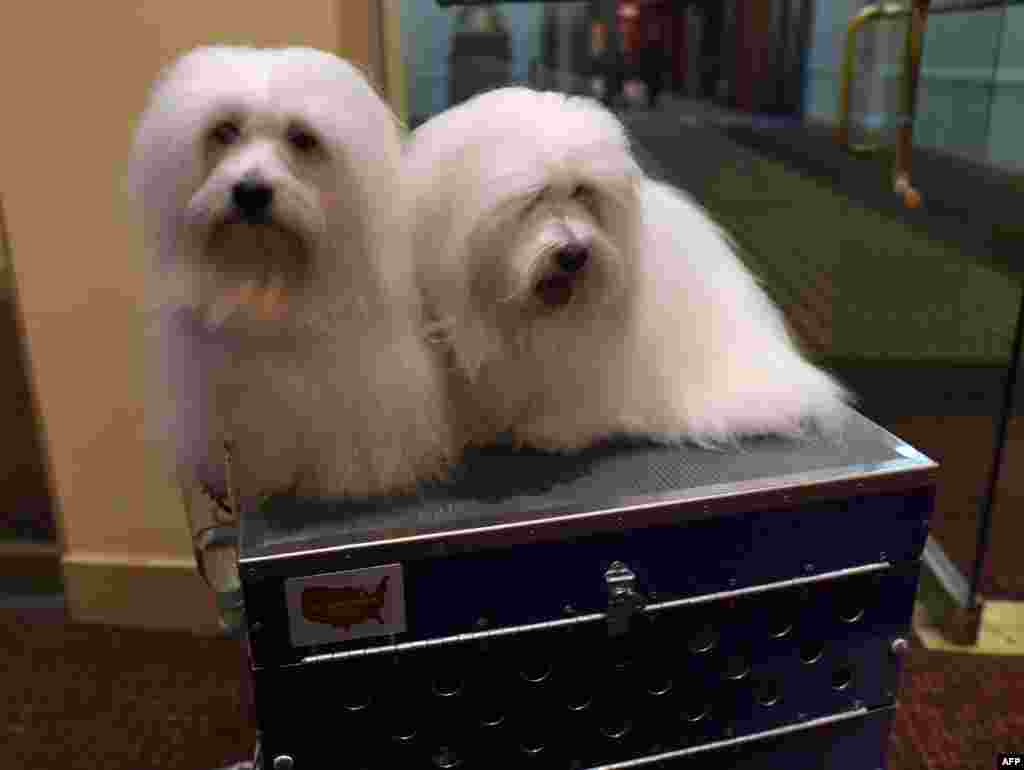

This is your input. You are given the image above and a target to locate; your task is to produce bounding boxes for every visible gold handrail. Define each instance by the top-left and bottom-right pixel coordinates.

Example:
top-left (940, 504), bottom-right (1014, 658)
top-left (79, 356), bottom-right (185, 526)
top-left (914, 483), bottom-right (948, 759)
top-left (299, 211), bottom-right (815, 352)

top-left (836, 0), bottom-right (931, 209)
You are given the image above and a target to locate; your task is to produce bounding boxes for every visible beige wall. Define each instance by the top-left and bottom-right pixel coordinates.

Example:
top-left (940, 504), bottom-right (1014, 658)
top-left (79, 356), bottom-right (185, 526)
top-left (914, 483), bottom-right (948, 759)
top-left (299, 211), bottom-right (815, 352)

top-left (0, 1), bottom-right (378, 632)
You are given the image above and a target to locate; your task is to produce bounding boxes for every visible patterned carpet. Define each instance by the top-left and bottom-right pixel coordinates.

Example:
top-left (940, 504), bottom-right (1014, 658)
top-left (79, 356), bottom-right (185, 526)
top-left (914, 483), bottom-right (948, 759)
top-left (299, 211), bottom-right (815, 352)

top-left (2, 609), bottom-right (1021, 770)
top-left (890, 638), bottom-right (1024, 770)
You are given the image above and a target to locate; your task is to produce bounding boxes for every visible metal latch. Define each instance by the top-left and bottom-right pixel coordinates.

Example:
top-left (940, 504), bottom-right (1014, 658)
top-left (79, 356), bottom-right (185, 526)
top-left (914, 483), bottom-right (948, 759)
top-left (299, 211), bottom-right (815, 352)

top-left (605, 561), bottom-right (646, 637)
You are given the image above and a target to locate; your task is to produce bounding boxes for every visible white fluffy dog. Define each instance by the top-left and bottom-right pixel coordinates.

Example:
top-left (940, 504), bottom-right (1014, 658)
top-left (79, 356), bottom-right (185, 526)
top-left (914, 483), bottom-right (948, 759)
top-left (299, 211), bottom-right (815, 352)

top-left (128, 46), bottom-right (453, 503)
top-left (407, 87), bottom-right (850, 452)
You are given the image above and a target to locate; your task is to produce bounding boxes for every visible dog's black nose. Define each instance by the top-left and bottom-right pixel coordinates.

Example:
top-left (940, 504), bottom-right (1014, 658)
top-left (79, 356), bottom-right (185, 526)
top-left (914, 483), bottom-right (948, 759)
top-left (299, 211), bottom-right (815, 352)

top-left (232, 180), bottom-right (273, 218)
top-left (555, 244), bottom-right (589, 273)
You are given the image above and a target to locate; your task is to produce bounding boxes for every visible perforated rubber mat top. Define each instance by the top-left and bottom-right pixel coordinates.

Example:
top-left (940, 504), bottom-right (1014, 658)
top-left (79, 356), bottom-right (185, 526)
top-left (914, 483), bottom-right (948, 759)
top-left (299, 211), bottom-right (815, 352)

top-left (241, 409), bottom-right (931, 559)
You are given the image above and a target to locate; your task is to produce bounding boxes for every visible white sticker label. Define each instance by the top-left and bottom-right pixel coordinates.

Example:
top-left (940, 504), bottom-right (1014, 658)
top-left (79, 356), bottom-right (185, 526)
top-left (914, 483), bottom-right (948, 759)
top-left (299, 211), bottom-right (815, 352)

top-left (286, 563), bottom-right (406, 647)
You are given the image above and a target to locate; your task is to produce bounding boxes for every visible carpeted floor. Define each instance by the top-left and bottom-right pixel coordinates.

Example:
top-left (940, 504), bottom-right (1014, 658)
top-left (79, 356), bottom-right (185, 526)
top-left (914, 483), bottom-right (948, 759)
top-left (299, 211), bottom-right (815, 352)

top-left (2, 608), bottom-right (1021, 770)
top-left (3, 609), bottom-right (257, 770)
top-left (892, 639), bottom-right (1024, 770)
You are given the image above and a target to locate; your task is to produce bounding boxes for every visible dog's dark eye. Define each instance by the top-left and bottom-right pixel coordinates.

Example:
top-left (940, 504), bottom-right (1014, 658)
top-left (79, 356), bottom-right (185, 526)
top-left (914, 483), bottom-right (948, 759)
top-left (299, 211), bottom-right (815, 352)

top-left (288, 125), bottom-right (320, 154)
top-left (572, 185), bottom-right (591, 200)
top-left (210, 120), bottom-right (241, 146)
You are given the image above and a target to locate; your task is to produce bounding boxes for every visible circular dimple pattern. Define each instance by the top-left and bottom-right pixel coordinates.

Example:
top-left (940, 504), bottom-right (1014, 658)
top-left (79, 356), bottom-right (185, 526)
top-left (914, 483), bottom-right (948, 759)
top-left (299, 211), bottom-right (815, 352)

top-left (832, 666), bottom-right (856, 691)
top-left (800, 640), bottom-right (825, 664)
top-left (274, 574), bottom-right (881, 768)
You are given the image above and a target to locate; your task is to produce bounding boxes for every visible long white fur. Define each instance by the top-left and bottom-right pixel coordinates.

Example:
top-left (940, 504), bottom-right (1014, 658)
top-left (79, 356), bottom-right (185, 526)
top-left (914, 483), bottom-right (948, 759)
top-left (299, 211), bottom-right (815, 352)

top-left (129, 46), bottom-right (453, 502)
top-left (406, 87), bottom-right (850, 452)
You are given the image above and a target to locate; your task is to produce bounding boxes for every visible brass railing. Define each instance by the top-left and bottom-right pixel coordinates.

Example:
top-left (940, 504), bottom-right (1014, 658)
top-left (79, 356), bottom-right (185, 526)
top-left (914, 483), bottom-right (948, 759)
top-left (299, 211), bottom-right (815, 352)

top-left (836, 0), bottom-right (932, 209)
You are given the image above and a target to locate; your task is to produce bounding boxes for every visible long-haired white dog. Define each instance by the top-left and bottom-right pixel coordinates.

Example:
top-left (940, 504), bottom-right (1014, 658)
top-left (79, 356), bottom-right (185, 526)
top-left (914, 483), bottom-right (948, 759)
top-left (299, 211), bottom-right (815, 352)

top-left (407, 87), bottom-right (849, 452)
top-left (128, 46), bottom-right (453, 503)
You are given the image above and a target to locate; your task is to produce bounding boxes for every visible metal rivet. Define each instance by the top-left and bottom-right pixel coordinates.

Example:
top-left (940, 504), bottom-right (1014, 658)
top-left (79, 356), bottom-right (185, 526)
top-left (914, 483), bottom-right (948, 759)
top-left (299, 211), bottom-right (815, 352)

top-left (890, 637), bottom-right (909, 656)
top-left (273, 756), bottom-right (295, 770)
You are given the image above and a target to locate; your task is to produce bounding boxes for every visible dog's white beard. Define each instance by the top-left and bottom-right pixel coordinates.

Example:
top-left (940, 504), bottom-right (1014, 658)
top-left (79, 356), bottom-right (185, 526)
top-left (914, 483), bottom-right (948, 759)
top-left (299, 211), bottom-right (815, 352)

top-left (206, 222), bottom-right (309, 279)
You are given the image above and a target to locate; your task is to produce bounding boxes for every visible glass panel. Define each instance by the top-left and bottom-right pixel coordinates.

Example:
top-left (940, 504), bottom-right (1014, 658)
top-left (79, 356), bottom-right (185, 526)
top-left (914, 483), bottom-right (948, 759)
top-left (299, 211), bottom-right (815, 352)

top-left (987, 4), bottom-right (1024, 170)
top-left (914, 3), bottom-right (1008, 163)
top-left (397, 0), bottom-right (1020, 600)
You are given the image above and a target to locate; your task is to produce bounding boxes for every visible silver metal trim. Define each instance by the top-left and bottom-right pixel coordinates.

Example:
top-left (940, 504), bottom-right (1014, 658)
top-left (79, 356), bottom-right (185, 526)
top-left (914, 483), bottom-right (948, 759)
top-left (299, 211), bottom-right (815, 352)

top-left (585, 707), bottom-right (871, 769)
top-left (298, 561), bottom-right (890, 666)
top-left (300, 609), bottom-right (603, 664)
top-left (644, 561), bottom-right (889, 613)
